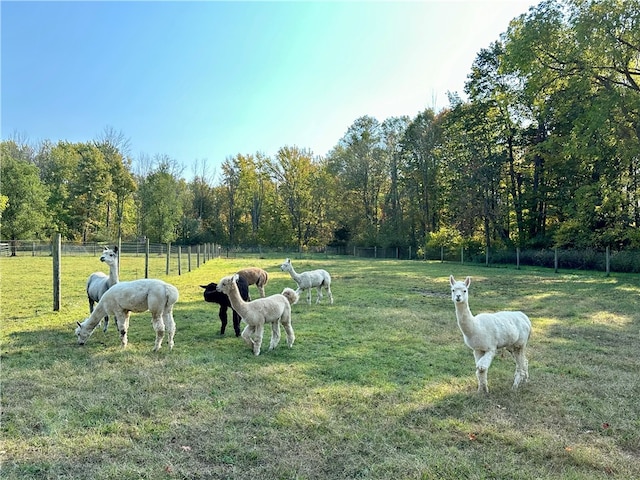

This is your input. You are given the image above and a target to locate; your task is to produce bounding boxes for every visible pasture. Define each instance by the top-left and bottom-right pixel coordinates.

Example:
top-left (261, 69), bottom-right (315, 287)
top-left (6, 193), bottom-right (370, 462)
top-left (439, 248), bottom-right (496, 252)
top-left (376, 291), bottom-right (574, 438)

top-left (1, 254), bottom-right (639, 479)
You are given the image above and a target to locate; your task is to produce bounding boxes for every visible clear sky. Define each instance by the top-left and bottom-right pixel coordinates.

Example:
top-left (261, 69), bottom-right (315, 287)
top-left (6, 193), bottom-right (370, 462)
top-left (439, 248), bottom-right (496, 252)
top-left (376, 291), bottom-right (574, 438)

top-left (2, 0), bottom-right (537, 177)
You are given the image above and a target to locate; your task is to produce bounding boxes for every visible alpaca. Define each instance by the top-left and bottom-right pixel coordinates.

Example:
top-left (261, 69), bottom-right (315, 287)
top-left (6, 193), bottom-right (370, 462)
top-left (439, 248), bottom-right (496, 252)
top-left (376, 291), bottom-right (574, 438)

top-left (75, 279), bottom-right (179, 351)
top-left (216, 274), bottom-right (298, 356)
top-left (86, 246), bottom-right (119, 332)
top-left (236, 267), bottom-right (269, 297)
top-left (279, 258), bottom-right (333, 305)
top-left (200, 275), bottom-right (250, 336)
top-left (449, 275), bottom-right (531, 393)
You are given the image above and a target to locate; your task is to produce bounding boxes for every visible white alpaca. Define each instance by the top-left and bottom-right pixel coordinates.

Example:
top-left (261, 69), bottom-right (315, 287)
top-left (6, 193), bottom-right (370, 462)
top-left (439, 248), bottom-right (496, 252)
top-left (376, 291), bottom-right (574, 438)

top-left (279, 258), bottom-right (333, 305)
top-left (216, 274), bottom-right (297, 356)
top-left (237, 267), bottom-right (269, 297)
top-left (449, 275), bottom-right (531, 393)
top-left (86, 246), bottom-right (119, 332)
top-left (75, 279), bottom-right (179, 351)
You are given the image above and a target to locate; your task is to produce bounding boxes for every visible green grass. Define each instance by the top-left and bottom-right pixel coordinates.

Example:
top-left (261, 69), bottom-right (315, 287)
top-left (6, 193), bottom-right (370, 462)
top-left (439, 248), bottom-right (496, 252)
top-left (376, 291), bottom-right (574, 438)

top-left (1, 255), bottom-right (639, 479)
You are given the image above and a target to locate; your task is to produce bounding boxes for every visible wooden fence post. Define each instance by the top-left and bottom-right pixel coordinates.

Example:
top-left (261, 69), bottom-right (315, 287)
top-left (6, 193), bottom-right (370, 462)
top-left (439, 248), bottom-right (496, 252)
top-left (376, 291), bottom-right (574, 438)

top-left (188, 246), bottom-right (192, 272)
top-left (516, 247), bottom-right (521, 270)
top-left (53, 234), bottom-right (61, 311)
top-left (145, 238), bottom-right (150, 279)
top-left (166, 242), bottom-right (171, 275)
top-left (178, 246), bottom-right (182, 276)
top-left (606, 246), bottom-right (610, 277)
top-left (554, 247), bottom-right (559, 273)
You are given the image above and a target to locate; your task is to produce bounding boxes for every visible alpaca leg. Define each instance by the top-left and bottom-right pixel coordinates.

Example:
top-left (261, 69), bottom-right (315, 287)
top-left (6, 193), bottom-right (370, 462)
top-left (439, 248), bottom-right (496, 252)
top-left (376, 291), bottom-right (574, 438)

top-left (315, 286), bottom-right (323, 304)
top-left (281, 312), bottom-right (295, 348)
top-left (116, 312), bottom-right (130, 348)
top-left (102, 315), bottom-right (110, 333)
top-left (269, 320), bottom-right (281, 351)
top-left (258, 285), bottom-right (266, 298)
top-left (474, 350), bottom-right (495, 394)
top-left (241, 325), bottom-right (255, 348)
top-left (306, 289), bottom-right (312, 305)
top-left (163, 308), bottom-right (176, 350)
top-left (511, 347), bottom-right (529, 389)
top-left (151, 313), bottom-right (166, 352)
top-left (253, 324), bottom-right (264, 356)
top-left (232, 310), bottom-right (241, 337)
top-left (326, 285), bottom-right (333, 305)
top-left (218, 305), bottom-right (228, 335)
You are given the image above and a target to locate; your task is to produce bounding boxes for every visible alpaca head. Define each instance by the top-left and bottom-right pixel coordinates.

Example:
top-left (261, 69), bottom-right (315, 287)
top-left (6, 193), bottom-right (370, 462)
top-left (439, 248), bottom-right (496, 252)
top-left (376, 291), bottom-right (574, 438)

top-left (216, 274), bottom-right (239, 295)
top-left (200, 283), bottom-right (222, 302)
top-left (280, 258), bottom-right (292, 272)
top-left (100, 246), bottom-right (118, 265)
top-left (75, 320), bottom-right (93, 345)
top-left (449, 275), bottom-right (471, 304)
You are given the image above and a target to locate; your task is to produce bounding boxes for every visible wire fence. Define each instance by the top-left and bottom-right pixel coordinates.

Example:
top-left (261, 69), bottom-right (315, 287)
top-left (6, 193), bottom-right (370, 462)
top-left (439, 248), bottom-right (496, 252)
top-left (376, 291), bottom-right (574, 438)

top-left (2, 239), bottom-right (640, 274)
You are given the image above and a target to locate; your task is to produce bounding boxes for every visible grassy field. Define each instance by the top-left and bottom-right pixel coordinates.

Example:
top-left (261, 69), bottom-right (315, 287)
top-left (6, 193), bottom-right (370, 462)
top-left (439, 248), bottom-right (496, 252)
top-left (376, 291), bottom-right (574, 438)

top-left (1, 254), bottom-right (639, 479)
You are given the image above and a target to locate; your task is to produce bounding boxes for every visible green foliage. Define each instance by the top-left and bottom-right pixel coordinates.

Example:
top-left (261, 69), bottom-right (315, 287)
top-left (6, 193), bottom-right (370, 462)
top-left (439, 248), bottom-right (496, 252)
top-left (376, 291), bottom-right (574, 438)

top-left (0, 141), bottom-right (49, 241)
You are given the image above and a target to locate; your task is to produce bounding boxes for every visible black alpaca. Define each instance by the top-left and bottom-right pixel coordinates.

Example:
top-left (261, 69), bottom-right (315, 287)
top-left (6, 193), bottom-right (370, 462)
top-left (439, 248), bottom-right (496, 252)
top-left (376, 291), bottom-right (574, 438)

top-left (200, 276), bottom-right (250, 336)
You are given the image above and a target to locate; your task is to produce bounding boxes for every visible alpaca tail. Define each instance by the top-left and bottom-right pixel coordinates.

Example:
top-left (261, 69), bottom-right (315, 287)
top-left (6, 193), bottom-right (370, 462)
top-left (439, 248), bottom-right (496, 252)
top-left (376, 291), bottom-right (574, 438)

top-left (165, 283), bottom-right (180, 308)
top-left (281, 287), bottom-right (299, 305)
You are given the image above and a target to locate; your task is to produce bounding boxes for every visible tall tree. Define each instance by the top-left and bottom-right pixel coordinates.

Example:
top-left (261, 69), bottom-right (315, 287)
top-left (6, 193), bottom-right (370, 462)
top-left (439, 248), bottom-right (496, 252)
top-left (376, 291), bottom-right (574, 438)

top-left (329, 116), bottom-right (387, 245)
top-left (0, 141), bottom-right (49, 251)
top-left (137, 158), bottom-right (185, 243)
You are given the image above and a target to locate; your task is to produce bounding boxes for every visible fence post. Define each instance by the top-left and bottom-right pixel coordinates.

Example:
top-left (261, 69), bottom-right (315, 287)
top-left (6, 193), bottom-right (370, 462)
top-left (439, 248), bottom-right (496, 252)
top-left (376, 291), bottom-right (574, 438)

top-left (178, 246), bottom-right (182, 276)
top-left (166, 242), bottom-right (171, 275)
top-left (516, 247), bottom-right (520, 270)
top-left (461, 247), bottom-right (464, 264)
top-left (53, 233), bottom-right (61, 311)
top-left (485, 247), bottom-right (489, 267)
top-left (197, 244), bottom-right (201, 268)
top-left (188, 246), bottom-right (192, 272)
top-left (145, 238), bottom-right (150, 279)
top-left (605, 246), bottom-right (610, 277)
top-left (554, 247), bottom-right (559, 273)
top-left (117, 236), bottom-right (122, 272)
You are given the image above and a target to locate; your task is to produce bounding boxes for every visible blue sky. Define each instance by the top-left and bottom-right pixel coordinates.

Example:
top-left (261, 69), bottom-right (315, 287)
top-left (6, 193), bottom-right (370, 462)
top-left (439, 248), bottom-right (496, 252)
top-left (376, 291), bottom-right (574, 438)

top-left (2, 1), bottom-right (537, 178)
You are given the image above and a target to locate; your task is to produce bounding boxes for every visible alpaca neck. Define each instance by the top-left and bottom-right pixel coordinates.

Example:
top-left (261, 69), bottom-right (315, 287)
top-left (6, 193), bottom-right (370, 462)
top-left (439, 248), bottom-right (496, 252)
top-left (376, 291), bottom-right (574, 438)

top-left (107, 260), bottom-right (119, 286)
top-left (454, 300), bottom-right (476, 334)
top-left (225, 282), bottom-right (250, 316)
top-left (286, 265), bottom-right (302, 284)
top-left (85, 302), bottom-right (108, 331)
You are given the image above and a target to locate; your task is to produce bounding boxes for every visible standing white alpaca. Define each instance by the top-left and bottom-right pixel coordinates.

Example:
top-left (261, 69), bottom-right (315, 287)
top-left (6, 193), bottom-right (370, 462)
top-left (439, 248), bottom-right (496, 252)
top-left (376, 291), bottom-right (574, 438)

top-left (86, 246), bottom-right (119, 332)
top-left (75, 279), bottom-right (179, 351)
top-left (216, 274), bottom-right (297, 356)
top-left (237, 267), bottom-right (269, 297)
top-left (449, 275), bottom-right (531, 393)
top-left (279, 258), bottom-right (333, 305)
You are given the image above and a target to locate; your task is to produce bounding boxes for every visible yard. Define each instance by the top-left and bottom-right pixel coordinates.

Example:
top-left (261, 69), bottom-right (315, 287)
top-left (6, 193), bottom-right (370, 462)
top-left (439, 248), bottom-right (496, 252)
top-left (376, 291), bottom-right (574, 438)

top-left (1, 254), bottom-right (639, 479)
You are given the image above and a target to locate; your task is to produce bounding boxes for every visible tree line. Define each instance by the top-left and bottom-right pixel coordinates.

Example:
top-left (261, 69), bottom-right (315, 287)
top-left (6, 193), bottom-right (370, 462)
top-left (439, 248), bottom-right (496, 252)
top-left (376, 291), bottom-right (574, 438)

top-left (2, 0), bottom-right (639, 254)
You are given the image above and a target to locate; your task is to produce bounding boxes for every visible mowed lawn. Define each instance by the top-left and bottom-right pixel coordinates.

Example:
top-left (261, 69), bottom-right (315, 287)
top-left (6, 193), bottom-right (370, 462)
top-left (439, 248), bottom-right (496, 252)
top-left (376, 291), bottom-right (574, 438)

top-left (1, 254), bottom-right (639, 479)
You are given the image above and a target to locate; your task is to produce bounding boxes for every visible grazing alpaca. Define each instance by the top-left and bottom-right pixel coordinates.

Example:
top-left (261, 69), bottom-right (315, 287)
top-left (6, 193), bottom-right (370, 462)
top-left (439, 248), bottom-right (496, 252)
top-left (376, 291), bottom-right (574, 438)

top-left (200, 275), bottom-right (250, 336)
top-left (75, 279), bottom-right (179, 351)
top-left (86, 246), bottom-right (119, 332)
top-left (279, 258), bottom-right (333, 305)
top-left (216, 274), bottom-right (298, 356)
top-left (236, 267), bottom-right (269, 297)
top-left (449, 275), bottom-right (531, 393)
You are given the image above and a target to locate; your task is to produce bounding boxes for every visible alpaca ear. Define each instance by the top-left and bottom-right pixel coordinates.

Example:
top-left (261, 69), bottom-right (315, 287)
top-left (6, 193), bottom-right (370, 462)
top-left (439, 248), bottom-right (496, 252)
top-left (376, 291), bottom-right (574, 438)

top-left (113, 246), bottom-right (118, 253)
top-left (232, 274), bottom-right (239, 283)
top-left (449, 275), bottom-right (455, 286)
top-left (464, 276), bottom-right (471, 287)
